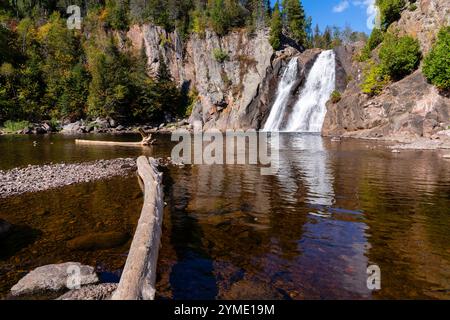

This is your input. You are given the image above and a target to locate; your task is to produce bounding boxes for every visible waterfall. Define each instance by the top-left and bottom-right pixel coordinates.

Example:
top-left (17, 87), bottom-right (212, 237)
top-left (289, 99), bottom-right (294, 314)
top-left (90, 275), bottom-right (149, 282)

top-left (285, 50), bottom-right (336, 132)
top-left (262, 58), bottom-right (299, 131)
top-left (263, 50), bottom-right (336, 132)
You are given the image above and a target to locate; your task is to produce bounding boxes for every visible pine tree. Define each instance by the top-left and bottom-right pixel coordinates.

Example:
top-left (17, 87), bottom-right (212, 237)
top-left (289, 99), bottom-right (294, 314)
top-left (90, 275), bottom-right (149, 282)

top-left (269, 1), bottom-right (282, 50)
top-left (284, 0), bottom-right (307, 47)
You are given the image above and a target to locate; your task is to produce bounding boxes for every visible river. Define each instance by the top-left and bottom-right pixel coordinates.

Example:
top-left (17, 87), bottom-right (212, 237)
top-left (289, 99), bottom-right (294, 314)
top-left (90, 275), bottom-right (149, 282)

top-left (0, 133), bottom-right (449, 299)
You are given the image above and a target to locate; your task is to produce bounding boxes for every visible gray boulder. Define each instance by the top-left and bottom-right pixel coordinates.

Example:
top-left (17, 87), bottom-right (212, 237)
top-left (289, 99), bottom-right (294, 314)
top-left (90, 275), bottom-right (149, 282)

top-left (56, 283), bottom-right (118, 300)
top-left (10, 262), bottom-right (99, 296)
top-left (61, 121), bottom-right (82, 134)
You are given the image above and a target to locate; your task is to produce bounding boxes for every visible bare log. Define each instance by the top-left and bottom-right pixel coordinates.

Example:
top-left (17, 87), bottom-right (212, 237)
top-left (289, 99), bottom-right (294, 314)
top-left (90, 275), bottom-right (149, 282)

top-left (75, 139), bottom-right (143, 147)
top-left (111, 156), bottom-right (164, 300)
top-left (75, 129), bottom-right (156, 147)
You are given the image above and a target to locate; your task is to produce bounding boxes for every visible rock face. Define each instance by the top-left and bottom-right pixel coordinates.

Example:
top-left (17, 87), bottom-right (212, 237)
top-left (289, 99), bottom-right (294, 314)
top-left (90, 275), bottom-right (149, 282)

top-left (128, 25), bottom-right (302, 130)
top-left (56, 283), bottom-right (118, 300)
top-left (323, 70), bottom-right (450, 139)
top-left (11, 262), bottom-right (99, 296)
top-left (323, 1), bottom-right (450, 140)
top-left (391, 0), bottom-right (450, 54)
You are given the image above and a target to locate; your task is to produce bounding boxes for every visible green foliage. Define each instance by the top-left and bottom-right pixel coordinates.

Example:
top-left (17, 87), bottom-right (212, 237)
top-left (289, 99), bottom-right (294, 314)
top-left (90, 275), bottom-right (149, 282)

top-left (361, 62), bottom-right (391, 96)
top-left (269, 1), bottom-right (282, 50)
top-left (1, 120), bottom-right (30, 133)
top-left (379, 33), bottom-right (421, 80)
top-left (357, 28), bottom-right (384, 62)
top-left (330, 90), bottom-right (341, 104)
top-left (284, 0), bottom-right (307, 46)
top-left (367, 28), bottom-right (384, 51)
top-left (213, 48), bottom-right (229, 63)
top-left (184, 88), bottom-right (199, 117)
top-left (105, 0), bottom-right (130, 31)
top-left (408, 3), bottom-right (417, 11)
top-left (376, 0), bottom-right (406, 30)
top-left (423, 27), bottom-right (450, 91)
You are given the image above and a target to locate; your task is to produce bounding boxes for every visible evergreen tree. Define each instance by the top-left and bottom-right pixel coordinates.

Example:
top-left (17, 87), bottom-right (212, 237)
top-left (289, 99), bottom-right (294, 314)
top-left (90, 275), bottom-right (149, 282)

top-left (269, 1), bottom-right (282, 50)
top-left (284, 0), bottom-right (307, 47)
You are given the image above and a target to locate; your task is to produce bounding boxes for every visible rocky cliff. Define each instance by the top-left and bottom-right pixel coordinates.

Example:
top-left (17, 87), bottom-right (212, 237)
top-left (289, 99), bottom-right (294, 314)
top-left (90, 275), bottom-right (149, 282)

top-left (323, 0), bottom-right (450, 141)
top-left (127, 25), bottom-right (281, 130)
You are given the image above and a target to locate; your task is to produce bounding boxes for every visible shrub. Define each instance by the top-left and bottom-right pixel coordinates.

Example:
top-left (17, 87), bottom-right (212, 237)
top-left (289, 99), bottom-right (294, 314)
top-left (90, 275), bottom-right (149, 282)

top-left (379, 33), bottom-right (421, 80)
top-left (330, 90), bottom-right (341, 103)
top-left (357, 28), bottom-right (384, 62)
top-left (408, 3), bottom-right (417, 11)
top-left (361, 62), bottom-right (391, 96)
top-left (423, 27), bottom-right (450, 91)
top-left (2, 120), bottom-right (30, 133)
top-left (213, 48), bottom-right (229, 63)
top-left (367, 28), bottom-right (384, 51)
top-left (356, 46), bottom-right (371, 62)
top-left (376, 0), bottom-right (406, 30)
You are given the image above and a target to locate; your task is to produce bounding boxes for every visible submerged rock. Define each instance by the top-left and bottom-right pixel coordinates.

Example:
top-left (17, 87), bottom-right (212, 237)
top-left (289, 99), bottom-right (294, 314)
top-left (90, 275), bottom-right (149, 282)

top-left (10, 262), bottom-right (99, 296)
top-left (56, 283), bottom-right (118, 300)
top-left (67, 231), bottom-right (130, 251)
top-left (221, 280), bottom-right (284, 300)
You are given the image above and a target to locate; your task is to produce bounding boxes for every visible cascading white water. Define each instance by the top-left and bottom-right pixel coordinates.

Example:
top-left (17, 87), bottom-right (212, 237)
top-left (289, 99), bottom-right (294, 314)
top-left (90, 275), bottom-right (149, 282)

top-left (284, 50), bottom-right (336, 132)
top-left (263, 50), bottom-right (336, 132)
top-left (262, 58), bottom-right (299, 131)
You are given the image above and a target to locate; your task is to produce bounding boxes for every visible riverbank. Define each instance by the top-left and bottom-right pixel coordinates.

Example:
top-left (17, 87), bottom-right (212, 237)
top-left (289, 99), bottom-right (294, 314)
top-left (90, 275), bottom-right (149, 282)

top-left (333, 129), bottom-right (450, 151)
top-left (0, 118), bottom-right (191, 136)
top-left (0, 158), bottom-right (137, 199)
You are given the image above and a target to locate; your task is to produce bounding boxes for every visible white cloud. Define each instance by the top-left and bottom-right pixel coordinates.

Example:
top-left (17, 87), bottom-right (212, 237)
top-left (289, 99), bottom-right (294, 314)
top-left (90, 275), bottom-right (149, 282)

top-left (333, 1), bottom-right (350, 13)
top-left (352, 0), bottom-right (380, 29)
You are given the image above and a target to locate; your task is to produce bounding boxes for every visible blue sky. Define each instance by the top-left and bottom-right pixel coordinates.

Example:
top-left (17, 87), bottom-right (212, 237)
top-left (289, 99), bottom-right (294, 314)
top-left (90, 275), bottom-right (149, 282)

top-left (270, 0), bottom-right (377, 34)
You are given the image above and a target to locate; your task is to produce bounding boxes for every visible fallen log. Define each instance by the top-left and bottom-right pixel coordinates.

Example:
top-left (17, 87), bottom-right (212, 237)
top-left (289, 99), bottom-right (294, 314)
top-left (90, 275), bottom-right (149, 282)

top-left (111, 156), bottom-right (164, 300)
top-left (75, 129), bottom-right (156, 147)
top-left (75, 140), bottom-right (143, 147)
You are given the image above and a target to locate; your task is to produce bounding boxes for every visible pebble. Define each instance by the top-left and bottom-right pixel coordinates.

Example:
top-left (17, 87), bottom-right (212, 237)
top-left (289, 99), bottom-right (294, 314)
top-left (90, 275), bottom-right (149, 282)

top-left (0, 158), bottom-right (137, 198)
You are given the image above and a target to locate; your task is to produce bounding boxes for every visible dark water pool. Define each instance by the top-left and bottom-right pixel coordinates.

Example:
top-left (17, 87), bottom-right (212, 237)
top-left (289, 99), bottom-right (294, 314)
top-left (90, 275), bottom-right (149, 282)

top-left (0, 133), bottom-right (449, 299)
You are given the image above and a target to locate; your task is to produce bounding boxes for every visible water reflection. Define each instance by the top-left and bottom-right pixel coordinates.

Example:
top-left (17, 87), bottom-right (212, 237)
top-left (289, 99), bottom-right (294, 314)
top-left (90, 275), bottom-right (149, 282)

top-left (1, 133), bottom-right (450, 299)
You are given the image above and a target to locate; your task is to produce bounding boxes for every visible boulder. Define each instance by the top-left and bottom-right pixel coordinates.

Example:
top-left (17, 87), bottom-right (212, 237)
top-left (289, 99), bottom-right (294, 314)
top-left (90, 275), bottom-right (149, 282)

top-left (42, 123), bottom-right (52, 132)
top-left (67, 231), bottom-right (130, 251)
top-left (108, 118), bottom-right (117, 128)
top-left (56, 283), bottom-right (118, 300)
top-left (61, 121), bottom-right (82, 134)
top-left (34, 126), bottom-right (47, 134)
top-left (20, 127), bottom-right (32, 134)
top-left (10, 262), bottom-right (99, 296)
top-left (94, 117), bottom-right (110, 129)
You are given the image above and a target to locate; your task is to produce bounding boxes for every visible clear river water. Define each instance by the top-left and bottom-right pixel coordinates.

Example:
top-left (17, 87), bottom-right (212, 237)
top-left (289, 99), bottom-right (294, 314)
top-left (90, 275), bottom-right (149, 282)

top-left (0, 133), bottom-right (449, 299)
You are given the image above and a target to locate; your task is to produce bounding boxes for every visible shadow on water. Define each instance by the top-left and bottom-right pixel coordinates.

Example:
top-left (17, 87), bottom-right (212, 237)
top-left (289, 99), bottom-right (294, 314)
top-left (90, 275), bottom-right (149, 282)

top-left (160, 166), bottom-right (218, 300)
top-left (0, 225), bottom-right (42, 260)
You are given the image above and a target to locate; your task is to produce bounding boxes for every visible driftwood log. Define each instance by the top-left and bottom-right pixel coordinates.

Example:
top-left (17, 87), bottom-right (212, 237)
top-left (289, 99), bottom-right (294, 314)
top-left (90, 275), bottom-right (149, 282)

top-left (75, 129), bottom-right (156, 147)
top-left (111, 156), bottom-right (164, 300)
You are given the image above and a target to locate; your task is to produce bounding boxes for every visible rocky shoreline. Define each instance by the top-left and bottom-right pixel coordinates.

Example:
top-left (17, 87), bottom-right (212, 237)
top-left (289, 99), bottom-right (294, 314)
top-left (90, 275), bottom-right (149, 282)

top-left (0, 117), bottom-right (191, 136)
top-left (0, 158), bottom-right (137, 199)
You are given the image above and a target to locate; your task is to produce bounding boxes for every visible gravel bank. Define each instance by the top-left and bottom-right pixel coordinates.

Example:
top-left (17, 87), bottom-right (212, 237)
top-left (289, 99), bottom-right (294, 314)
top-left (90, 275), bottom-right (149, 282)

top-left (0, 158), bottom-right (137, 198)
